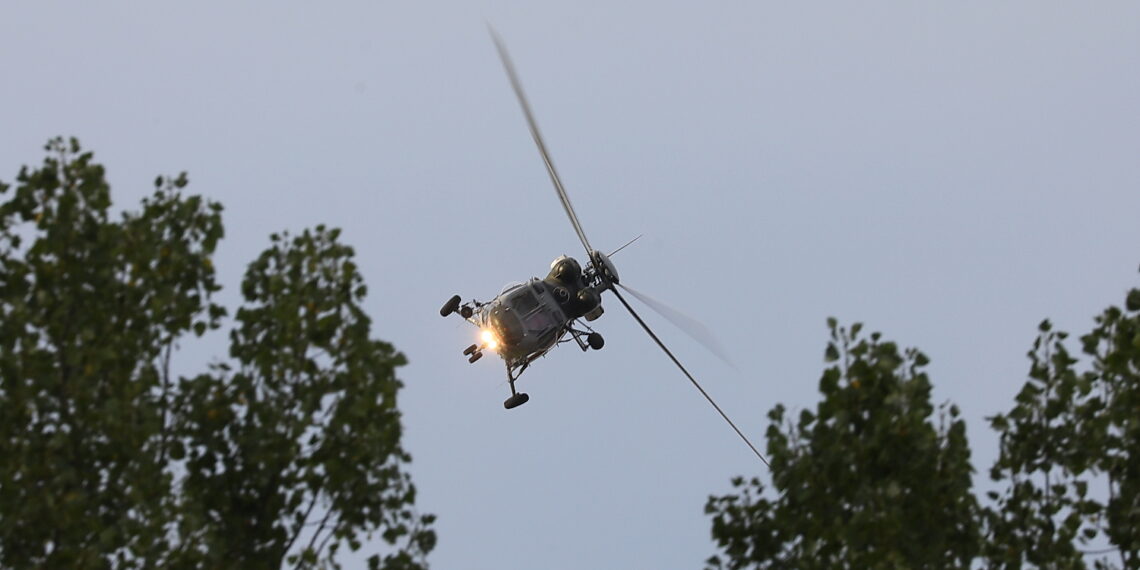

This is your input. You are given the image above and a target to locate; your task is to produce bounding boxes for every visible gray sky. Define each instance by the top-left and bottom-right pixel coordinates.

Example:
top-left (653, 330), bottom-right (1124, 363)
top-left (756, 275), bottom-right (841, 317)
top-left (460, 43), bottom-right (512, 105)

top-left (4, 2), bottom-right (1139, 568)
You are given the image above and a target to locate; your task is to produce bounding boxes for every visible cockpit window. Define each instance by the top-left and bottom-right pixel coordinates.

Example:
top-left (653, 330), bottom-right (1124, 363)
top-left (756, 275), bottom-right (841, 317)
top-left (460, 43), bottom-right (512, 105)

top-left (506, 287), bottom-right (540, 314)
top-left (489, 281), bottom-right (563, 350)
top-left (523, 310), bottom-right (556, 332)
top-left (489, 306), bottom-right (524, 346)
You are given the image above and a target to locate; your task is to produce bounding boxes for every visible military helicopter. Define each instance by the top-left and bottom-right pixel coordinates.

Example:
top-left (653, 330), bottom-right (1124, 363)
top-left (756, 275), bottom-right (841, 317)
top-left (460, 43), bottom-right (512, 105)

top-left (440, 30), bottom-right (766, 464)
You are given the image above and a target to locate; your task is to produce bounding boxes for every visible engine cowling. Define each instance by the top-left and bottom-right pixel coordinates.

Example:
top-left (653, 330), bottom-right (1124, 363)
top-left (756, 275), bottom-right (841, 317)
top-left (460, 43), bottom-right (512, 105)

top-left (547, 256), bottom-right (585, 288)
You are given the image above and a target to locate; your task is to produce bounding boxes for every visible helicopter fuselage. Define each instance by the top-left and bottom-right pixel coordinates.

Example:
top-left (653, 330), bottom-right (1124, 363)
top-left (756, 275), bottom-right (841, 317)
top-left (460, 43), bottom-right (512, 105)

top-left (475, 281), bottom-right (563, 361)
top-left (471, 256), bottom-right (604, 361)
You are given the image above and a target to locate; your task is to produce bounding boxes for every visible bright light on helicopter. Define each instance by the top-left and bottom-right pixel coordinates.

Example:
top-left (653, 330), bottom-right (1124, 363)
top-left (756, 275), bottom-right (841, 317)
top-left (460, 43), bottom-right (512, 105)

top-left (481, 329), bottom-right (499, 351)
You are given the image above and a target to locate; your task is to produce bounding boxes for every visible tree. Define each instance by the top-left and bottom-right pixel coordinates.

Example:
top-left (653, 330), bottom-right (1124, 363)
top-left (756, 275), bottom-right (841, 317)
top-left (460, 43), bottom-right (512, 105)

top-left (0, 138), bottom-right (433, 568)
top-left (985, 281), bottom-right (1140, 569)
top-left (984, 320), bottom-right (1105, 569)
top-left (1080, 286), bottom-right (1140, 567)
top-left (705, 320), bottom-right (979, 569)
top-left (174, 226), bottom-right (435, 569)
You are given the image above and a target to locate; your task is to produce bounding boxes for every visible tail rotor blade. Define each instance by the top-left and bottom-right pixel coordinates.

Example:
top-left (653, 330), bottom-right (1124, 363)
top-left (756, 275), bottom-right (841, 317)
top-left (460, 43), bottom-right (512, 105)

top-left (489, 27), bottom-right (593, 256)
top-left (617, 283), bottom-right (734, 367)
top-left (610, 287), bottom-right (768, 466)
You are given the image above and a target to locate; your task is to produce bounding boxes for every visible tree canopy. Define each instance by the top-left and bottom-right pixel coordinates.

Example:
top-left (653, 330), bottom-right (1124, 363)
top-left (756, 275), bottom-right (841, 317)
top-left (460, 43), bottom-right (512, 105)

top-left (708, 280), bottom-right (1140, 569)
top-left (986, 293), bottom-right (1140, 569)
top-left (705, 320), bottom-right (978, 569)
top-left (0, 138), bottom-right (433, 568)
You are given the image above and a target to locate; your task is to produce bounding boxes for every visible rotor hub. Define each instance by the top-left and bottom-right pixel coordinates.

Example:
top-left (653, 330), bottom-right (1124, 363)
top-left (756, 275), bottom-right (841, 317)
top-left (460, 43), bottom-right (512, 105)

top-left (588, 250), bottom-right (619, 288)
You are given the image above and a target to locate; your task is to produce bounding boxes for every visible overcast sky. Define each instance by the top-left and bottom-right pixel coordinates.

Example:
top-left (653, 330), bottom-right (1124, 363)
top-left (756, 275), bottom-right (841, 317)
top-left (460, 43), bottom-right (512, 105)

top-left (4, 2), bottom-right (1139, 568)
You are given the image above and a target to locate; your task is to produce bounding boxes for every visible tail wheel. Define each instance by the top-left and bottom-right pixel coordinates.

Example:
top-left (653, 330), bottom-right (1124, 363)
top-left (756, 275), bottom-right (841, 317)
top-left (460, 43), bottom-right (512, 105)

top-left (440, 295), bottom-right (461, 317)
top-left (587, 332), bottom-right (604, 350)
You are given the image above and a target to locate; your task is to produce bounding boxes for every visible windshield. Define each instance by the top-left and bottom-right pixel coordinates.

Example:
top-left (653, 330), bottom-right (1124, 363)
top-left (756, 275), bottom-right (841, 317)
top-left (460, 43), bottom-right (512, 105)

top-left (522, 308), bottom-right (556, 332)
top-left (488, 305), bottom-right (524, 346)
top-left (505, 286), bottom-right (540, 314)
top-left (488, 283), bottom-right (561, 349)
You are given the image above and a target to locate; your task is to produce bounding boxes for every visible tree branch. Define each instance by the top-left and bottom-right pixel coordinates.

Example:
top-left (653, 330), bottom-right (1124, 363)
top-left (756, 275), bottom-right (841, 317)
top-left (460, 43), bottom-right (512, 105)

top-left (297, 502), bottom-right (336, 569)
top-left (314, 518), bottom-right (339, 564)
top-left (282, 488), bottom-right (321, 559)
top-left (158, 342), bottom-right (173, 464)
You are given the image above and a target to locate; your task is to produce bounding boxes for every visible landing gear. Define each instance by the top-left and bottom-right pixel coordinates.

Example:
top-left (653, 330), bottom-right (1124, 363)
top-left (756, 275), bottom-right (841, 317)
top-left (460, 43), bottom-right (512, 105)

top-left (463, 344), bottom-right (479, 356)
top-left (561, 324), bottom-right (604, 352)
top-left (442, 295), bottom-right (476, 319)
top-left (504, 392), bottom-right (530, 409)
top-left (468, 352), bottom-right (483, 363)
top-left (503, 362), bottom-right (530, 409)
top-left (440, 295), bottom-right (461, 317)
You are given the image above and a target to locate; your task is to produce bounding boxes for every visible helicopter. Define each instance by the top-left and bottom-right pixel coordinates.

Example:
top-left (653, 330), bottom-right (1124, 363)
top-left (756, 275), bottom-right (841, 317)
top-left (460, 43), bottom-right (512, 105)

top-left (440, 30), bottom-right (766, 464)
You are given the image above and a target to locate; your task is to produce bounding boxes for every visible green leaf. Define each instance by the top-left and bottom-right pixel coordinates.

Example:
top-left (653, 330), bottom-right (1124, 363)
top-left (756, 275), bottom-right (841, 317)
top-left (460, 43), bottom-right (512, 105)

top-left (1126, 288), bottom-right (1140, 311)
top-left (824, 343), bottom-right (839, 362)
top-left (169, 441), bottom-right (186, 460)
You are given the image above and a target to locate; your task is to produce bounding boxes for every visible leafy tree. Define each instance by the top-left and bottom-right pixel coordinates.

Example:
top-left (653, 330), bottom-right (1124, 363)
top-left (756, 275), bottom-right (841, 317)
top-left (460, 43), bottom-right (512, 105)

top-left (1080, 287), bottom-right (1140, 567)
top-left (705, 320), bottom-right (978, 569)
top-left (984, 320), bottom-right (1105, 569)
top-left (0, 138), bottom-right (220, 567)
top-left (0, 138), bottom-right (433, 568)
top-left (174, 227), bottom-right (435, 568)
top-left (986, 281), bottom-right (1140, 569)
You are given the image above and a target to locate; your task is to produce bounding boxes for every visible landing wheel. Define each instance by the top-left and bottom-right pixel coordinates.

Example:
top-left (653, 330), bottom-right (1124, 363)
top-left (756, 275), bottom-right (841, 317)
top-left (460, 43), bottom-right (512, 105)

top-left (504, 392), bottom-right (530, 409)
top-left (468, 352), bottom-right (483, 364)
top-left (460, 306), bottom-right (474, 319)
top-left (440, 295), bottom-right (461, 317)
top-left (463, 344), bottom-right (479, 356)
top-left (587, 332), bottom-right (605, 350)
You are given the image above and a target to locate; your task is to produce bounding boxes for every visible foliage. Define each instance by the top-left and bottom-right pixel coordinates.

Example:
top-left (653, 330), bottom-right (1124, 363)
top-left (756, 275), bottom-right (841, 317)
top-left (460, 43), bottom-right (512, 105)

top-left (1081, 289), bottom-right (1140, 567)
top-left (984, 320), bottom-right (1105, 569)
top-left (0, 138), bottom-right (433, 568)
top-left (174, 227), bottom-right (435, 568)
top-left (705, 320), bottom-right (978, 569)
top-left (0, 138), bottom-right (221, 566)
top-left (706, 277), bottom-right (1140, 569)
top-left (986, 281), bottom-right (1140, 569)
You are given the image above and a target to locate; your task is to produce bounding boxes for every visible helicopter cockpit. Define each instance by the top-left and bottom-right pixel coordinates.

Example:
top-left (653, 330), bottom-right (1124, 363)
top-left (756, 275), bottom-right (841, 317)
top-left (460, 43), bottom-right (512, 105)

top-left (484, 280), bottom-right (567, 357)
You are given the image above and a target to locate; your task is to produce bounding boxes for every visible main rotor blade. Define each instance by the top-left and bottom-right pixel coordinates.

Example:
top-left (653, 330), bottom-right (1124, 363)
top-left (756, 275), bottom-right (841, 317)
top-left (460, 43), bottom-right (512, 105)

top-left (489, 27), bottom-right (593, 256)
top-left (610, 287), bottom-right (769, 466)
top-left (617, 283), bottom-right (734, 367)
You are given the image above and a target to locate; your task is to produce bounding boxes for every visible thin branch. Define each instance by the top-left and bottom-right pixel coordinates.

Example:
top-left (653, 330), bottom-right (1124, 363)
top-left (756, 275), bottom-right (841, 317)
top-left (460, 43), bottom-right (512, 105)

top-left (282, 489), bottom-right (321, 560)
top-left (297, 504), bottom-right (335, 569)
top-left (314, 518), bottom-right (339, 564)
top-left (1079, 546), bottom-right (1120, 555)
top-left (158, 342), bottom-right (173, 464)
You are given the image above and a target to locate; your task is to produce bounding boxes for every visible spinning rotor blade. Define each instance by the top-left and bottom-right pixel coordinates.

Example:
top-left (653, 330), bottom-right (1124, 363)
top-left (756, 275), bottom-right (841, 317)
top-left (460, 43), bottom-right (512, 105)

top-left (490, 28), bottom-right (593, 256)
top-left (610, 287), bottom-right (769, 466)
top-left (617, 283), bottom-right (734, 367)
